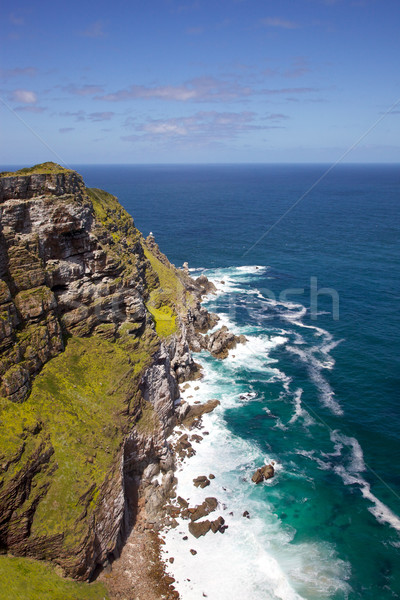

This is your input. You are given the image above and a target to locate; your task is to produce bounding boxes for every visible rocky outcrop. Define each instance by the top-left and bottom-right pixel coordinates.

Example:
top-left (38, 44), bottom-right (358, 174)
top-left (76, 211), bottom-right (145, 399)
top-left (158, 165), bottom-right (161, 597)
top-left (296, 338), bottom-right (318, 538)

top-left (207, 326), bottom-right (247, 359)
top-left (0, 163), bottom-right (217, 582)
top-left (251, 464), bottom-right (275, 484)
top-left (180, 398), bottom-right (220, 429)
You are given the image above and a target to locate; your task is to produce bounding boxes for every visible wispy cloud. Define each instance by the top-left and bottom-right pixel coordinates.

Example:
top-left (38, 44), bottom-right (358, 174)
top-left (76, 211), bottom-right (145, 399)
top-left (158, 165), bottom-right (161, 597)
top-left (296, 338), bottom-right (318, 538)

top-left (58, 110), bottom-right (114, 122)
top-left (122, 110), bottom-right (280, 144)
top-left (97, 77), bottom-right (253, 103)
top-left (265, 113), bottom-right (290, 121)
top-left (59, 127), bottom-right (75, 133)
top-left (62, 83), bottom-right (105, 96)
top-left (263, 87), bottom-right (317, 95)
top-left (0, 67), bottom-right (37, 80)
top-left (15, 105), bottom-right (46, 113)
top-left (284, 57), bottom-right (311, 78)
top-left (261, 17), bottom-right (300, 29)
top-left (59, 110), bottom-right (86, 122)
top-left (88, 111), bottom-right (114, 121)
top-left (11, 89), bottom-right (37, 103)
top-left (79, 21), bottom-right (106, 38)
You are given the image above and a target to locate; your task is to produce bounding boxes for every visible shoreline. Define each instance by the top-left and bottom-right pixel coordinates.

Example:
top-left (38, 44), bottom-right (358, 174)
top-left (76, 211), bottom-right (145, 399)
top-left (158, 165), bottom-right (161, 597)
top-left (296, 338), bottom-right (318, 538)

top-left (99, 383), bottom-right (225, 600)
top-left (99, 281), bottom-right (233, 600)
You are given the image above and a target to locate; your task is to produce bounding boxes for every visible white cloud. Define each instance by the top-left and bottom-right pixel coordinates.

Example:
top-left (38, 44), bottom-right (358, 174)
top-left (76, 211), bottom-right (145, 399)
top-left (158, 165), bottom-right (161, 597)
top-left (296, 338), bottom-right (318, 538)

top-left (121, 110), bottom-right (283, 145)
top-left (97, 77), bottom-right (253, 103)
top-left (11, 89), bottom-right (37, 103)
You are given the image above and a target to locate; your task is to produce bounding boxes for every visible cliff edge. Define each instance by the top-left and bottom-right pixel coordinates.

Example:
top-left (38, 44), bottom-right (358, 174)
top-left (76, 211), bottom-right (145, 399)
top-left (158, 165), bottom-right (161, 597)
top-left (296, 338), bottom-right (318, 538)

top-left (0, 163), bottom-right (216, 595)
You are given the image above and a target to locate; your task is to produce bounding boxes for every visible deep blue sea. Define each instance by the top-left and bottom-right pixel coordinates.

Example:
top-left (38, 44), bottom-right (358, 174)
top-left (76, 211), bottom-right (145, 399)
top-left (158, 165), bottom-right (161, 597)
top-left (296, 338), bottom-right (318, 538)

top-left (76, 164), bottom-right (400, 599)
top-left (8, 163), bottom-right (400, 598)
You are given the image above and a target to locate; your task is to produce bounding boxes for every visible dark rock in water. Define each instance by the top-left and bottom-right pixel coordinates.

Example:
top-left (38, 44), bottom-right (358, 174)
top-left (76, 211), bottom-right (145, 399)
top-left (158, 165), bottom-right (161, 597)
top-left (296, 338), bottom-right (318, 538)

top-left (195, 274), bottom-right (217, 297)
top-left (177, 496), bottom-right (189, 509)
top-left (263, 464), bottom-right (275, 480)
top-left (209, 473), bottom-right (215, 479)
top-left (182, 399), bottom-right (220, 429)
top-left (243, 511), bottom-right (250, 519)
top-left (207, 326), bottom-right (245, 359)
top-left (189, 520), bottom-right (211, 538)
top-left (190, 497), bottom-right (218, 521)
top-left (252, 463), bottom-right (275, 484)
top-left (193, 475), bottom-right (210, 488)
top-left (190, 549), bottom-right (197, 555)
top-left (210, 516), bottom-right (225, 533)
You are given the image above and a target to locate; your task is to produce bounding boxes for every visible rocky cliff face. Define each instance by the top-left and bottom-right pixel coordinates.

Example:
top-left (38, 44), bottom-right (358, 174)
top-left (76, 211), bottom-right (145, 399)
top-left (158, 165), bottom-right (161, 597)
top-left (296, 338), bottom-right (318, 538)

top-left (0, 163), bottom-right (214, 581)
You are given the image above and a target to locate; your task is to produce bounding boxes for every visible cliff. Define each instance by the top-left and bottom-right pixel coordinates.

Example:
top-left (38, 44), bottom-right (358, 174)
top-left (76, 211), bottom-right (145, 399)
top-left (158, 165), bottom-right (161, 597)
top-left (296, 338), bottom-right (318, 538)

top-left (0, 162), bottom-right (216, 596)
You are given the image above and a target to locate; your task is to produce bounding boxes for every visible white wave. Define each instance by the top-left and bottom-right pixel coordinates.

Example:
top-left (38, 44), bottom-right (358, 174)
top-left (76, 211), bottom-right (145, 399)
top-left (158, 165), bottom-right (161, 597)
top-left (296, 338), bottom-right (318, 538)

top-left (328, 431), bottom-right (400, 533)
top-left (295, 449), bottom-right (332, 471)
top-left (164, 399), bottom-right (351, 600)
top-left (268, 367), bottom-right (292, 393)
top-left (334, 465), bottom-right (400, 533)
top-left (288, 389), bottom-right (315, 427)
top-left (235, 265), bottom-right (268, 274)
top-left (330, 431), bottom-right (366, 473)
top-left (286, 346), bottom-right (343, 416)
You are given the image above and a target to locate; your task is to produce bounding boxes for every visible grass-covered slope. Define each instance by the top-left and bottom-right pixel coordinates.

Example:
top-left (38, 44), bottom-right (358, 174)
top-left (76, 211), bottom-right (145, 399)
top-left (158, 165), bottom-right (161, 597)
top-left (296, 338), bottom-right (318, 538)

top-left (0, 555), bottom-right (109, 600)
top-left (0, 165), bottom-right (199, 592)
top-left (0, 162), bottom-right (74, 178)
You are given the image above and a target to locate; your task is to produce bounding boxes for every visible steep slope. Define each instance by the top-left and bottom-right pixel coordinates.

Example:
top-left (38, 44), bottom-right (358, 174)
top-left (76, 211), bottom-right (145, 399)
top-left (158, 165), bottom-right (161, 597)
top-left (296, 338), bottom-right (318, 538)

top-left (0, 162), bottom-right (214, 590)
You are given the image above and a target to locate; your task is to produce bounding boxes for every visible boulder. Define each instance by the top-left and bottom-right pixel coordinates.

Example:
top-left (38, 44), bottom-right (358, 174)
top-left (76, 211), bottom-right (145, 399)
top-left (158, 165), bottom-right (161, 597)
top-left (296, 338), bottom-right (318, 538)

top-left (210, 516), bottom-right (225, 533)
top-left (189, 520), bottom-right (211, 538)
top-left (207, 326), bottom-right (247, 359)
top-left (193, 475), bottom-right (210, 489)
top-left (177, 496), bottom-right (189, 509)
top-left (190, 497), bottom-right (218, 521)
top-left (251, 464), bottom-right (275, 484)
top-left (182, 399), bottom-right (220, 429)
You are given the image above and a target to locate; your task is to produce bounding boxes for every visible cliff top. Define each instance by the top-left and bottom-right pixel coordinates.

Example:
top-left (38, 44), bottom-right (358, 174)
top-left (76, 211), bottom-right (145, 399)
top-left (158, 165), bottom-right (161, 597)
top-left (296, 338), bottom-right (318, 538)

top-left (0, 161), bottom-right (74, 178)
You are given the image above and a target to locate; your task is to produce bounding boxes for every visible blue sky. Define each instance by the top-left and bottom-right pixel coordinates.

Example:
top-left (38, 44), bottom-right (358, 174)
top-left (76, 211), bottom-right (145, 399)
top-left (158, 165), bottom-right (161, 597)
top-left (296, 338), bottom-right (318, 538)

top-left (1, 0), bottom-right (400, 164)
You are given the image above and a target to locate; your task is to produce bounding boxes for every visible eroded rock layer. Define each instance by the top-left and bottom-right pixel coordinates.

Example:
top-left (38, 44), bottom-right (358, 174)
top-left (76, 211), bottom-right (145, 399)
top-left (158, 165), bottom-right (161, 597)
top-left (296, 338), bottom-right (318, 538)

top-left (0, 163), bottom-right (215, 581)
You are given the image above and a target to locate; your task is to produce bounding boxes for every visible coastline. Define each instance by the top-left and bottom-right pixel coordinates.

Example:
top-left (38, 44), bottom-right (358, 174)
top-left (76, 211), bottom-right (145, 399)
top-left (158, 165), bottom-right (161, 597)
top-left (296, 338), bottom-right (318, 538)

top-left (99, 390), bottom-right (224, 600)
top-left (100, 278), bottom-right (243, 600)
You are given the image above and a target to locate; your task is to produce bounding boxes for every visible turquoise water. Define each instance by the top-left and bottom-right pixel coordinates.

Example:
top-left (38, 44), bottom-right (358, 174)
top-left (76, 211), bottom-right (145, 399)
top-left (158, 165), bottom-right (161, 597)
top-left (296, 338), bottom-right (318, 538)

top-left (4, 162), bottom-right (396, 597)
top-left (74, 163), bottom-right (400, 598)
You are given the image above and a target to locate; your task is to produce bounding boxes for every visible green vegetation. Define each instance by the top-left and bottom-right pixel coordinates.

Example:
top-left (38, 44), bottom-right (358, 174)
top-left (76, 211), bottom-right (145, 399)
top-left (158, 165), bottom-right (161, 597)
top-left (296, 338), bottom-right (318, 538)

top-left (87, 187), bottom-right (140, 245)
top-left (147, 304), bottom-right (177, 338)
top-left (0, 162), bottom-right (73, 178)
top-left (0, 335), bottom-right (152, 548)
top-left (0, 167), bottom-right (200, 593)
top-left (0, 555), bottom-right (109, 600)
top-left (144, 246), bottom-right (196, 312)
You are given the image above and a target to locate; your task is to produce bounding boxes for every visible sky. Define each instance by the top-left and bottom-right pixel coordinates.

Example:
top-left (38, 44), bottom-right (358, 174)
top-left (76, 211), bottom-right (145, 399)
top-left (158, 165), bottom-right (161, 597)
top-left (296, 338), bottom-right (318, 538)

top-left (1, 0), bottom-right (400, 164)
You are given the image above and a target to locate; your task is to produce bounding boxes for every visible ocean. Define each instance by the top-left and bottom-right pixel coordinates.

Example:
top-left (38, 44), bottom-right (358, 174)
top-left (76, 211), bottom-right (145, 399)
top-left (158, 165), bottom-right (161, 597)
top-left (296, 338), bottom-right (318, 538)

top-left (20, 163), bottom-right (400, 598)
